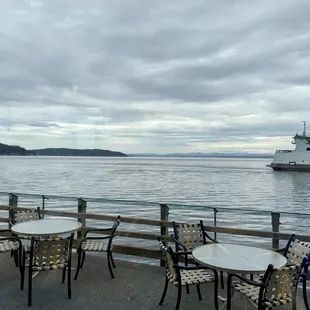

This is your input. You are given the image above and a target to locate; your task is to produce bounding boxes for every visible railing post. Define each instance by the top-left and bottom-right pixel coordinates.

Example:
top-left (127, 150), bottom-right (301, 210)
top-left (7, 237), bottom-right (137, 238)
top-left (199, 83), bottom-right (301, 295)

top-left (41, 195), bottom-right (48, 219)
top-left (213, 208), bottom-right (218, 241)
top-left (271, 212), bottom-right (281, 249)
top-left (160, 203), bottom-right (169, 267)
top-left (9, 193), bottom-right (18, 207)
top-left (77, 198), bottom-right (87, 239)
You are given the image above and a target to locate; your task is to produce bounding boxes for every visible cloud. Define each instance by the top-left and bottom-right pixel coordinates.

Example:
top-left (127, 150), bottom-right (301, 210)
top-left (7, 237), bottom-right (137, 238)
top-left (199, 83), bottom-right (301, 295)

top-left (0, 0), bottom-right (310, 153)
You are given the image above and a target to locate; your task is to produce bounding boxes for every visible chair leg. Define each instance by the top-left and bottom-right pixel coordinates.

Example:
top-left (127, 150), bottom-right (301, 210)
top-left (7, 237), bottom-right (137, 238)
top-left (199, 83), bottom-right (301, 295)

top-left (20, 265), bottom-right (25, 291)
top-left (80, 251), bottom-right (86, 268)
top-left (68, 264), bottom-right (72, 299)
top-left (19, 250), bottom-right (26, 290)
top-left (302, 275), bottom-right (310, 310)
top-left (62, 267), bottom-right (66, 283)
top-left (226, 275), bottom-right (233, 310)
top-left (175, 285), bottom-right (182, 310)
top-left (110, 252), bottom-right (116, 268)
top-left (186, 284), bottom-right (190, 294)
top-left (159, 278), bottom-right (168, 306)
top-left (214, 272), bottom-right (219, 310)
top-left (220, 271), bottom-right (224, 289)
top-left (107, 251), bottom-right (115, 279)
top-left (74, 250), bottom-right (82, 281)
top-left (196, 284), bottom-right (202, 300)
top-left (28, 270), bottom-right (33, 307)
top-left (13, 251), bottom-right (18, 267)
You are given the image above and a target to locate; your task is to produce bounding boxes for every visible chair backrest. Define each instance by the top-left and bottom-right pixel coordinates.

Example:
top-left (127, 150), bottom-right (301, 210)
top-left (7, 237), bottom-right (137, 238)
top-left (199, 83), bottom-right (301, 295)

top-left (111, 215), bottom-right (121, 235)
top-left (29, 233), bottom-right (74, 270)
top-left (259, 259), bottom-right (306, 306)
top-left (172, 220), bottom-right (207, 251)
top-left (157, 237), bottom-right (179, 283)
top-left (284, 234), bottom-right (310, 265)
top-left (10, 207), bottom-right (41, 226)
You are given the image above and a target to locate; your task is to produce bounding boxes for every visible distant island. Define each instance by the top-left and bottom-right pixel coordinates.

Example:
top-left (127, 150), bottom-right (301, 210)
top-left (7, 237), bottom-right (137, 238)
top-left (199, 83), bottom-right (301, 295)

top-left (0, 143), bottom-right (33, 155)
top-left (0, 143), bottom-right (127, 157)
top-left (31, 148), bottom-right (127, 157)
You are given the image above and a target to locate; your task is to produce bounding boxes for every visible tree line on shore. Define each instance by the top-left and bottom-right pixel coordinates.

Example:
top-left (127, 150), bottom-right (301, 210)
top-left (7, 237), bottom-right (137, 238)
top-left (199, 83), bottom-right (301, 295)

top-left (0, 143), bottom-right (127, 157)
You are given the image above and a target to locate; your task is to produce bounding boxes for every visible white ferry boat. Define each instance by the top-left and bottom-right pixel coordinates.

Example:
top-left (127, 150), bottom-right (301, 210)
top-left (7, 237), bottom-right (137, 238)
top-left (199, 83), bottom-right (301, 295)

top-left (267, 121), bottom-right (310, 171)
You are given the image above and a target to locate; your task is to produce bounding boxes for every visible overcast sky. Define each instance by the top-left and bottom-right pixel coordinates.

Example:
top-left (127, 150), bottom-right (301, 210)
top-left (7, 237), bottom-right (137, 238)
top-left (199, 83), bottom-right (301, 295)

top-left (1, 0), bottom-right (310, 154)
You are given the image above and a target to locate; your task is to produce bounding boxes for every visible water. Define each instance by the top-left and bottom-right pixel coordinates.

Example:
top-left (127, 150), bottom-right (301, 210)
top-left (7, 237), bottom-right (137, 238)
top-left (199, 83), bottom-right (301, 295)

top-left (1, 156), bottom-right (309, 253)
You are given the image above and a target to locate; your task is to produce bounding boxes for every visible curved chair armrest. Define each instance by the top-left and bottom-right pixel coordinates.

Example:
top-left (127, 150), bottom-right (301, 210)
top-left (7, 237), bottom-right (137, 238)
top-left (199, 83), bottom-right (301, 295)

top-left (203, 230), bottom-right (218, 243)
top-left (227, 272), bottom-right (261, 287)
top-left (170, 234), bottom-right (188, 251)
top-left (84, 228), bottom-right (112, 237)
top-left (0, 229), bottom-right (12, 235)
top-left (302, 260), bottom-right (310, 274)
top-left (0, 236), bottom-right (23, 248)
top-left (275, 247), bottom-right (286, 254)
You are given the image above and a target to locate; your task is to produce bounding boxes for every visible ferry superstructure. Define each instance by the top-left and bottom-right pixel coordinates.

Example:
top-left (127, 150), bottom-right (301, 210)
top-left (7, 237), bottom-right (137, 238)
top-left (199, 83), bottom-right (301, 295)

top-left (267, 121), bottom-right (310, 171)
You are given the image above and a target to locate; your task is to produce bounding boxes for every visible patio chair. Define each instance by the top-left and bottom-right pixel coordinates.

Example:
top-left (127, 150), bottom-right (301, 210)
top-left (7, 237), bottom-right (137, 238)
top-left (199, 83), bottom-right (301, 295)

top-left (226, 257), bottom-right (307, 310)
top-left (74, 215), bottom-right (120, 280)
top-left (157, 236), bottom-right (219, 310)
top-left (9, 207), bottom-right (41, 226)
top-left (26, 233), bottom-right (74, 306)
top-left (9, 207), bottom-right (42, 258)
top-left (171, 220), bottom-right (224, 289)
top-left (9, 207), bottom-right (41, 238)
top-left (0, 229), bottom-right (24, 290)
top-left (279, 234), bottom-right (310, 310)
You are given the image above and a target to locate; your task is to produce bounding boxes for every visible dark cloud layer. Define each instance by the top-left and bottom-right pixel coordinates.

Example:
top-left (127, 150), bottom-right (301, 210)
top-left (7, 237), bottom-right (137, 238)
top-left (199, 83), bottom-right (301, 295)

top-left (0, 0), bottom-right (310, 153)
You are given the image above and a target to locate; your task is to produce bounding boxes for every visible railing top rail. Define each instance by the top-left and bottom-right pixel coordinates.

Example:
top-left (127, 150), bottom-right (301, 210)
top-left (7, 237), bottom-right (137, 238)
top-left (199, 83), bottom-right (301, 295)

top-left (1, 191), bottom-right (310, 218)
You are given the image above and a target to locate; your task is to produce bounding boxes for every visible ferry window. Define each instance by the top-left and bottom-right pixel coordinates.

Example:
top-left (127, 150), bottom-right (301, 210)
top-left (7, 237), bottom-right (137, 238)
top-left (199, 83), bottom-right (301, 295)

top-left (307, 148), bottom-right (310, 151)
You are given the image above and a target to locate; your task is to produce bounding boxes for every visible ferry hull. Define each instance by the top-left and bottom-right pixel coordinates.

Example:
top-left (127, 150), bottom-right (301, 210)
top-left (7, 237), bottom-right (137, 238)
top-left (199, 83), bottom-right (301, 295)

top-left (267, 163), bottom-right (310, 172)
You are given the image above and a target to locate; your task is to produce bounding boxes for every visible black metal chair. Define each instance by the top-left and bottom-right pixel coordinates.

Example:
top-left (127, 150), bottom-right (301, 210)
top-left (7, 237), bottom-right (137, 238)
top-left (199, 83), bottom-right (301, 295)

top-left (157, 236), bottom-right (219, 310)
top-left (0, 229), bottom-right (24, 290)
top-left (171, 220), bottom-right (224, 289)
top-left (9, 207), bottom-right (41, 241)
top-left (26, 233), bottom-right (74, 306)
top-left (227, 257), bottom-right (307, 310)
top-left (74, 215), bottom-right (120, 280)
top-left (278, 234), bottom-right (310, 310)
top-left (9, 207), bottom-right (41, 228)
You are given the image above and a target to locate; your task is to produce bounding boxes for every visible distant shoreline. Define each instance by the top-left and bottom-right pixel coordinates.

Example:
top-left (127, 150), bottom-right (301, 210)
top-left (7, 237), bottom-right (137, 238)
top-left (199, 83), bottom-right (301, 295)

top-left (0, 154), bottom-right (273, 159)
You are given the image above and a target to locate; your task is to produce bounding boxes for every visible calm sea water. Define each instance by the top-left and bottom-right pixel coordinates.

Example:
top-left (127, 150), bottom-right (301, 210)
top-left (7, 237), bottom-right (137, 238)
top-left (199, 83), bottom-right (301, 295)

top-left (1, 156), bottom-right (310, 252)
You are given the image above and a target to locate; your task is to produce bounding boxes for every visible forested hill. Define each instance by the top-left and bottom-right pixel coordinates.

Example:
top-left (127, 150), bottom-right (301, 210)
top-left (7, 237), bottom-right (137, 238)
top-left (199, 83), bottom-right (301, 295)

top-left (30, 148), bottom-right (127, 157)
top-left (0, 143), bottom-right (127, 157)
top-left (0, 143), bottom-right (33, 155)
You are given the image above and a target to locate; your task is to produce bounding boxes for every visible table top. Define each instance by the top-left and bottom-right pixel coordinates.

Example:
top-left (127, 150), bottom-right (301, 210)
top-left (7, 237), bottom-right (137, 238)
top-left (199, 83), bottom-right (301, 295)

top-left (11, 218), bottom-right (82, 236)
top-left (192, 243), bottom-right (287, 274)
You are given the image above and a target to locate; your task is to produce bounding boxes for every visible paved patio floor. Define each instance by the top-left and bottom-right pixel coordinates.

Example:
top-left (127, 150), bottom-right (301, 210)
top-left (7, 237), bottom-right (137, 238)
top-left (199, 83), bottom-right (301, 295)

top-left (0, 253), bottom-right (308, 310)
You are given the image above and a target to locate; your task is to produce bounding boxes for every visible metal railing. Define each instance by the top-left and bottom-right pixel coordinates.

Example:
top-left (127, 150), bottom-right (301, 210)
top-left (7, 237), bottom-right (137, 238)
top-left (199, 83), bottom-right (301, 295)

top-left (1, 191), bottom-right (310, 260)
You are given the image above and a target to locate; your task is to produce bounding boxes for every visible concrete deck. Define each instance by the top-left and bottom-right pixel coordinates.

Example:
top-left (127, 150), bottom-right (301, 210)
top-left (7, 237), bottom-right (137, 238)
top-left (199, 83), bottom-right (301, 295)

top-left (0, 253), bottom-right (308, 310)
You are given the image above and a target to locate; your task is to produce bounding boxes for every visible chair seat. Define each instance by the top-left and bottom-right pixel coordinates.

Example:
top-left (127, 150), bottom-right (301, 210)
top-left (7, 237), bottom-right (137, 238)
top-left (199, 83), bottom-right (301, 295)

top-left (169, 269), bottom-right (214, 287)
top-left (233, 281), bottom-right (293, 308)
top-left (32, 263), bottom-right (68, 271)
top-left (82, 240), bottom-right (111, 252)
top-left (0, 240), bottom-right (19, 252)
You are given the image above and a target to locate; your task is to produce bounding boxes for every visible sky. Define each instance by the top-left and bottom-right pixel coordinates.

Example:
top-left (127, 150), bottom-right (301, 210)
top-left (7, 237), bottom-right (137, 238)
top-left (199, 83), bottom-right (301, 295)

top-left (1, 0), bottom-right (310, 154)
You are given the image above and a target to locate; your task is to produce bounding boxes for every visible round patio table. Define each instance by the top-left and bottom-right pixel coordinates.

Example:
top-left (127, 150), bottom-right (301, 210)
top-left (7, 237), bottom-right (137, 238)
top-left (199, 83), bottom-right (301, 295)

top-left (192, 243), bottom-right (287, 310)
top-left (192, 243), bottom-right (287, 274)
top-left (11, 218), bottom-right (82, 237)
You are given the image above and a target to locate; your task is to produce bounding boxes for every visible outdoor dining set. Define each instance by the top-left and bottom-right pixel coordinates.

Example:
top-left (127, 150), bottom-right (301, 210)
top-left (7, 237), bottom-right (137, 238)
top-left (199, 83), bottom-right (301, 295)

top-left (158, 220), bottom-right (310, 310)
top-left (0, 207), bottom-right (120, 307)
top-left (0, 208), bottom-right (310, 310)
